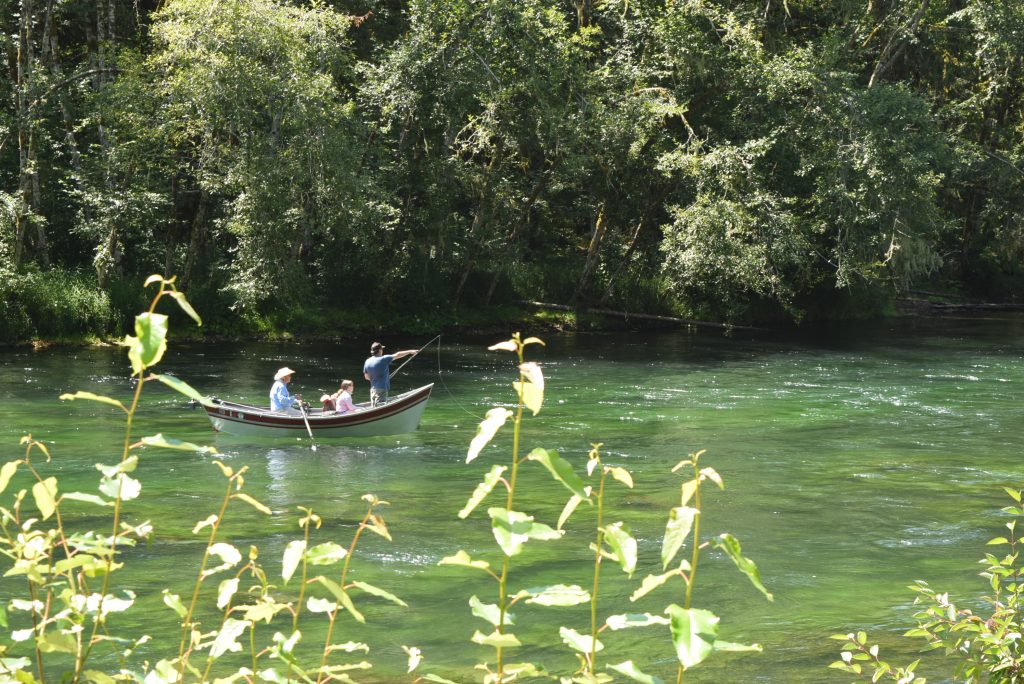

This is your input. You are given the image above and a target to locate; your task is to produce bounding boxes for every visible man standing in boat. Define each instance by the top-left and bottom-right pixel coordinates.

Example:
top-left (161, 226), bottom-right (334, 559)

top-left (270, 367), bottom-right (302, 413)
top-left (363, 342), bottom-right (416, 406)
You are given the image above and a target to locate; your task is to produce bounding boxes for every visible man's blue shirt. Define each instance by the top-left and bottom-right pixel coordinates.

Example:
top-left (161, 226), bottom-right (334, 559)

top-left (363, 354), bottom-right (394, 390)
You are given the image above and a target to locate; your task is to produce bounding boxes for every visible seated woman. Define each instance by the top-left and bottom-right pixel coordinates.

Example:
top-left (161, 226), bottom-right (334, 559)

top-left (321, 380), bottom-right (357, 413)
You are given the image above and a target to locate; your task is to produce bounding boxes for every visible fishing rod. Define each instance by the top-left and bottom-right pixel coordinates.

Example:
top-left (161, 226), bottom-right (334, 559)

top-left (389, 334), bottom-right (442, 380)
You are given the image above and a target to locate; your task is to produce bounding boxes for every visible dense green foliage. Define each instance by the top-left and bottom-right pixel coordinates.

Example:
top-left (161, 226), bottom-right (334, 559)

top-left (2, 0), bottom-right (1023, 338)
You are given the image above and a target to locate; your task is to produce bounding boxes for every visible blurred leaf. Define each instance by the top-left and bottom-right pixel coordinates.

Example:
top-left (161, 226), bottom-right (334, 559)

top-left (558, 494), bottom-right (585, 531)
top-left (210, 618), bottom-right (248, 659)
top-left (469, 595), bottom-right (513, 626)
top-left (602, 522), bottom-right (637, 577)
top-left (712, 534), bottom-right (772, 601)
top-left (168, 291), bottom-right (202, 326)
top-left (350, 580), bottom-right (407, 607)
top-left (488, 340), bottom-right (518, 353)
top-left (61, 492), bottom-right (112, 507)
top-left (234, 492), bottom-right (271, 515)
top-left (0, 461), bottom-right (18, 493)
top-left (306, 542), bottom-right (347, 566)
top-left (438, 550), bottom-right (492, 575)
top-left (282, 540), bottom-right (306, 583)
top-left (459, 464), bottom-right (506, 519)
top-left (140, 433), bottom-right (218, 454)
top-left (607, 467), bottom-right (634, 488)
top-left (124, 313), bottom-right (168, 374)
top-left (527, 448), bottom-right (588, 500)
top-left (471, 630), bottom-right (521, 648)
top-left (58, 391), bottom-right (127, 412)
top-left (521, 584), bottom-right (590, 607)
top-left (662, 507), bottom-right (698, 570)
top-left (605, 613), bottom-right (671, 630)
top-left (467, 408), bottom-right (513, 463)
top-left (152, 374), bottom-right (212, 407)
top-left (559, 626), bottom-right (602, 654)
top-left (607, 660), bottom-right (664, 684)
top-left (32, 477), bottom-right (58, 520)
top-left (217, 578), bottom-right (239, 609)
top-left (489, 508), bottom-right (563, 557)
top-left (667, 605), bottom-right (718, 669)
top-left (631, 568), bottom-right (684, 602)
top-left (163, 590), bottom-right (187, 618)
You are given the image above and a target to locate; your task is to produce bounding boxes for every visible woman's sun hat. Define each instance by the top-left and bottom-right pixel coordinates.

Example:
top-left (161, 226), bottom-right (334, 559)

top-left (274, 367), bottom-right (296, 381)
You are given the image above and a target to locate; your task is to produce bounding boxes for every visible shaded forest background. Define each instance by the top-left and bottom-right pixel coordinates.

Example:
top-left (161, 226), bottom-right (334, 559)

top-left (1, 0), bottom-right (1022, 341)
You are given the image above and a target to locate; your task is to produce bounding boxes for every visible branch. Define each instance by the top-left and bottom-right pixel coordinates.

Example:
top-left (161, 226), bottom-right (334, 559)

top-left (29, 68), bottom-right (119, 110)
top-left (868, 0), bottom-right (930, 88)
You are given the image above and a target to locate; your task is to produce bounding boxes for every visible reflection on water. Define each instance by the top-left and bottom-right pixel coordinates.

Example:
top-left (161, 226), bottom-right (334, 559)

top-left (1, 318), bottom-right (1023, 681)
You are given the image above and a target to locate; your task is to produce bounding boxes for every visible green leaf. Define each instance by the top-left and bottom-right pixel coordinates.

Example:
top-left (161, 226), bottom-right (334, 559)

top-left (217, 578), bottom-right (239, 609)
top-left (316, 577), bottom-right (364, 623)
top-left (163, 590), bottom-right (187, 618)
top-left (607, 660), bottom-right (664, 684)
top-left (99, 473), bottom-right (141, 501)
top-left (60, 492), bottom-right (112, 507)
top-left (712, 640), bottom-right (762, 653)
top-left (467, 408), bottom-right (513, 463)
top-left (559, 626), bottom-right (602, 654)
top-left (558, 494), bottom-right (586, 531)
top-left (526, 448), bottom-right (589, 500)
top-left (662, 507), bottom-right (698, 570)
top-left (459, 464), bottom-right (506, 519)
top-left (1004, 487), bottom-right (1022, 503)
top-left (700, 467), bottom-right (723, 489)
top-left (37, 629), bottom-right (77, 653)
top-left (58, 391), bottom-right (127, 412)
top-left (513, 361), bottom-right (544, 415)
top-left (124, 312), bottom-right (168, 374)
top-left (521, 584), bottom-right (590, 607)
top-left (234, 492), bottom-right (271, 515)
top-left (469, 595), bottom-right (513, 626)
top-left (282, 540), bottom-right (306, 583)
top-left (607, 467), bottom-right (634, 488)
top-left (605, 613), bottom-right (671, 630)
top-left (666, 605), bottom-right (719, 669)
top-left (350, 580), bottom-right (407, 607)
top-left (422, 675), bottom-right (459, 684)
top-left (83, 671), bottom-right (118, 684)
top-left (489, 508), bottom-right (563, 557)
top-left (210, 618), bottom-right (248, 659)
top-left (602, 522), bottom-right (638, 576)
top-left (680, 480), bottom-right (697, 507)
top-left (305, 542), bottom-right (348, 566)
top-left (0, 460), bottom-right (18, 494)
top-left (471, 630), bottom-right (521, 648)
top-left (168, 291), bottom-right (202, 326)
top-left (712, 534), bottom-right (773, 600)
top-left (140, 434), bottom-right (218, 454)
top-left (438, 550), bottom-right (492, 575)
top-left (32, 477), bottom-right (58, 520)
top-left (152, 373), bottom-right (212, 407)
top-left (630, 568), bottom-right (684, 602)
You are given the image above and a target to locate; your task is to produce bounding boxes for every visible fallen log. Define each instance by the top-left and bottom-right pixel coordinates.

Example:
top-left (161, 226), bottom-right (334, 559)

top-left (518, 301), bottom-right (762, 331)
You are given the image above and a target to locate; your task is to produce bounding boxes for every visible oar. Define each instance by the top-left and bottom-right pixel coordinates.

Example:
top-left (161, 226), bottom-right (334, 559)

top-left (389, 334), bottom-right (441, 380)
top-left (298, 402), bottom-right (318, 451)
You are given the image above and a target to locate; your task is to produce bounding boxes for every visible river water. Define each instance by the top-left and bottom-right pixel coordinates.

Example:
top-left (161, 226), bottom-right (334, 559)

top-left (1, 315), bottom-right (1022, 682)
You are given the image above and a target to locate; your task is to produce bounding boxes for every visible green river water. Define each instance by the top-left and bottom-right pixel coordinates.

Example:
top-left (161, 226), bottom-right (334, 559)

top-left (1, 316), bottom-right (1022, 682)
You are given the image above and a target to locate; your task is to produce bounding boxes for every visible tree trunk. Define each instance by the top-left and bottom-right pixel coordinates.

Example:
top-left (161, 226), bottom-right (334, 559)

top-left (453, 142), bottom-right (504, 304)
top-left (180, 190), bottom-right (209, 293)
top-left (599, 218), bottom-right (645, 306)
top-left (572, 202), bottom-right (607, 305)
top-left (484, 171), bottom-right (548, 305)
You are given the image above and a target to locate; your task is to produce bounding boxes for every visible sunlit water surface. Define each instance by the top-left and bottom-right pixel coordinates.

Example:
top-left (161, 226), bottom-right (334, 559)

top-left (1, 316), bottom-right (1022, 682)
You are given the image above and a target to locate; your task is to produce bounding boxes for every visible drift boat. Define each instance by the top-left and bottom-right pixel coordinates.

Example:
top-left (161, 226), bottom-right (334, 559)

top-left (202, 384), bottom-right (433, 438)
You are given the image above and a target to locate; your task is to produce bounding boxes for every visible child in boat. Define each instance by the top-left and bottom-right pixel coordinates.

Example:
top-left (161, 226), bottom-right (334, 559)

top-left (320, 380), bottom-right (357, 413)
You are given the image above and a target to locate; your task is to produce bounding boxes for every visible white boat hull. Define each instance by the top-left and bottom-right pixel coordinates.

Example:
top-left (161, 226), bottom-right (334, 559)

top-left (203, 384), bottom-right (433, 438)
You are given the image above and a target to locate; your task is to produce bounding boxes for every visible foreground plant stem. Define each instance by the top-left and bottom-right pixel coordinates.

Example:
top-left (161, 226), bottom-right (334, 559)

top-left (316, 504), bottom-right (373, 683)
top-left (177, 474), bottom-right (235, 676)
top-left (589, 467), bottom-right (608, 674)
top-left (496, 349), bottom-right (527, 678)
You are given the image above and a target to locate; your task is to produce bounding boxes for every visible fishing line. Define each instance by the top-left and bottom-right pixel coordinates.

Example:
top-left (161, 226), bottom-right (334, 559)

top-left (431, 335), bottom-right (485, 421)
